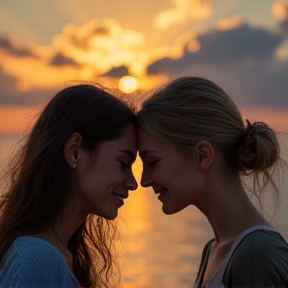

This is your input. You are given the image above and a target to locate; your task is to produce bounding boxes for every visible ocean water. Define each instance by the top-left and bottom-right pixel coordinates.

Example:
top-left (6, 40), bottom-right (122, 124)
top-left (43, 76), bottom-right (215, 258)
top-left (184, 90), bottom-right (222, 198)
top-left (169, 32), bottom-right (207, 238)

top-left (0, 133), bottom-right (213, 287)
top-left (0, 133), bottom-right (287, 288)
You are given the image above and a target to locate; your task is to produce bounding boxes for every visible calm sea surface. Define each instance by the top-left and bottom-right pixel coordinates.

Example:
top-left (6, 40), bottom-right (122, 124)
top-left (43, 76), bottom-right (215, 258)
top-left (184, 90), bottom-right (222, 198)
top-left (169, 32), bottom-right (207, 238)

top-left (1, 133), bottom-right (287, 288)
top-left (0, 134), bottom-right (213, 287)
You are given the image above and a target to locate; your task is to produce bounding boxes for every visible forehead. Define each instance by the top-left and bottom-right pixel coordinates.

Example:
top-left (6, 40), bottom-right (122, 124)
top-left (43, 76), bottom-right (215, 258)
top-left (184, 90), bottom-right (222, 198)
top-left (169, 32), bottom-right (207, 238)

top-left (117, 124), bottom-right (137, 147)
top-left (138, 128), bottom-right (168, 153)
top-left (101, 124), bottom-right (137, 151)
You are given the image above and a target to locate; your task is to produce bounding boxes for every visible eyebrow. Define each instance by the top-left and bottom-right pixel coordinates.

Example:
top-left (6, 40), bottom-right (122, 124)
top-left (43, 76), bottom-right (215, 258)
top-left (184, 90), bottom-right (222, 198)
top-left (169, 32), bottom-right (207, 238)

top-left (139, 150), bottom-right (155, 159)
top-left (119, 149), bottom-right (137, 163)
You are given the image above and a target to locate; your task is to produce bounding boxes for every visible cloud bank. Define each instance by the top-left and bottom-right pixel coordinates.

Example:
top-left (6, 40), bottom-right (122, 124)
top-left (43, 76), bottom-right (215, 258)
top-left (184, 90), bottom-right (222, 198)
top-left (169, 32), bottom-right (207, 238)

top-left (0, 5), bottom-right (288, 108)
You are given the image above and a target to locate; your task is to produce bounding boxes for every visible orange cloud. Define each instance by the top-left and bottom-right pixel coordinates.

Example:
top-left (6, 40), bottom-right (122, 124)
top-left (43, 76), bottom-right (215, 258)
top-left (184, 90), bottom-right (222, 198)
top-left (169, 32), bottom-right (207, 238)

top-left (217, 15), bottom-right (244, 31)
top-left (0, 18), bottom-right (202, 93)
top-left (0, 44), bottom-right (169, 94)
top-left (0, 48), bottom-right (91, 90)
top-left (52, 19), bottom-right (147, 76)
top-left (148, 30), bottom-right (200, 65)
top-left (0, 19), bottom-right (173, 92)
top-left (272, 0), bottom-right (288, 22)
top-left (154, 0), bottom-right (212, 29)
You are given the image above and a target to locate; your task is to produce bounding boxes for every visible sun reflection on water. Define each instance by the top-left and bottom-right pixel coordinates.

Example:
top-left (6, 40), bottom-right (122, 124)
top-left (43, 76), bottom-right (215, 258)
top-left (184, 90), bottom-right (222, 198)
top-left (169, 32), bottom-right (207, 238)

top-left (1, 108), bottom-right (288, 287)
top-left (116, 157), bottom-right (213, 288)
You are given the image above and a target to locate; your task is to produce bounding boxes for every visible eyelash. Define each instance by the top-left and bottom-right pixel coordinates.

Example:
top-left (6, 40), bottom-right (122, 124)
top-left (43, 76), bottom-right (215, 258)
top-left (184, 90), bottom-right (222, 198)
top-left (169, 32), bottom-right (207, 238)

top-left (119, 160), bottom-right (129, 168)
top-left (148, 160), bottom-right (157, 167)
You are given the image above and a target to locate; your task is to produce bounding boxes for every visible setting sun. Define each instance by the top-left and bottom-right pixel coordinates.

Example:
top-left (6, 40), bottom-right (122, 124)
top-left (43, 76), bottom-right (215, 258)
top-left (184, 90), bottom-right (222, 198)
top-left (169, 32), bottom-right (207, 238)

top-left (118, 75), bottom-right (139, 93)
top-left (1, 1), bottom-right (288, 287)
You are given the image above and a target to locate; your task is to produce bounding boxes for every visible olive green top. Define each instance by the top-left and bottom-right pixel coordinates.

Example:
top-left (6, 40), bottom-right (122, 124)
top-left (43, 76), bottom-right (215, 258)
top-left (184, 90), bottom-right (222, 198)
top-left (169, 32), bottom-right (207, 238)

top-left (195, 227), bottom-right (288, 288)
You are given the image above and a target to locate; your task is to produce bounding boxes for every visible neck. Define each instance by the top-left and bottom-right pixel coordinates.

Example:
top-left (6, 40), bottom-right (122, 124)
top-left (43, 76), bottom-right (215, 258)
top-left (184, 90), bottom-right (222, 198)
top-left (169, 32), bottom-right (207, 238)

top-left (51, 224), bottom-right (69, 249)
top-left (52, 196), bottom-right (88, 246)
top-left (196, 174), bottom-right (271, 244)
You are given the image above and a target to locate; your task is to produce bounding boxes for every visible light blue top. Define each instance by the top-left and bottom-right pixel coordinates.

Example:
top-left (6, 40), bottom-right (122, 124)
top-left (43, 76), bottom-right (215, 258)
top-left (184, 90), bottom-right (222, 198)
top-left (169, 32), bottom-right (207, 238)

top-left (0, 236), bottom-right (81, 288)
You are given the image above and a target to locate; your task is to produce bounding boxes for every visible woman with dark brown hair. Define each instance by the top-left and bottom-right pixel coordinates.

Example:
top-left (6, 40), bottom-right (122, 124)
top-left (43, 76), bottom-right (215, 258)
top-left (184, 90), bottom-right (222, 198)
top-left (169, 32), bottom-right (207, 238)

top-left (0, 84), bottom-right (138, 287)
top-left (137, 76), bottom-right (288, 288)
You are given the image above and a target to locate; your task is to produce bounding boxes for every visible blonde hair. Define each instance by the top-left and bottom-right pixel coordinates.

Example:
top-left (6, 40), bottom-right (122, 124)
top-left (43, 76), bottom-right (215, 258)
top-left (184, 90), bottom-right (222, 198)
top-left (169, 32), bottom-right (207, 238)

top-left (137, 76), bottom-right (282, 216)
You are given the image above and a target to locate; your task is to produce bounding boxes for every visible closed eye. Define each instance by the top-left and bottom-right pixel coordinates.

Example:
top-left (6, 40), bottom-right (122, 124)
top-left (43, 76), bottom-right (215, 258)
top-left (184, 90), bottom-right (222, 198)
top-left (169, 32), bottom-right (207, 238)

top-left (148, 160), bottom-right (157, 167)
top-left (119, 160), bottom-right (129, 168)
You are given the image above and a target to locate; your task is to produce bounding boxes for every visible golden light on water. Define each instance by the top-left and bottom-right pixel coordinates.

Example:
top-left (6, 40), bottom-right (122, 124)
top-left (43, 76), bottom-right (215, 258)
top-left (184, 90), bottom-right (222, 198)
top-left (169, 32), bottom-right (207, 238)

top-left (1, 107), bottom-right (288, 287)
top-left (118, 76), bottom-right (139, 93)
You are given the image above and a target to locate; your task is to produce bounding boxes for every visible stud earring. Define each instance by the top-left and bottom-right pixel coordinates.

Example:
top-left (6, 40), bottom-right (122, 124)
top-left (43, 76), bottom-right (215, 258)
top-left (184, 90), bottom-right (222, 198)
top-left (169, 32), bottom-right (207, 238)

top-left (73, 164), bottom-right (77, 169)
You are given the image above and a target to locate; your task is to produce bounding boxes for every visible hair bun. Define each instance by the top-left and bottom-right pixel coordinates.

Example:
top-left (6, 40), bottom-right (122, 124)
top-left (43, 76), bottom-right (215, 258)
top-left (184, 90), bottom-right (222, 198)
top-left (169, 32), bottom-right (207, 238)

top-left (237, 120), bottom-right (279, 172)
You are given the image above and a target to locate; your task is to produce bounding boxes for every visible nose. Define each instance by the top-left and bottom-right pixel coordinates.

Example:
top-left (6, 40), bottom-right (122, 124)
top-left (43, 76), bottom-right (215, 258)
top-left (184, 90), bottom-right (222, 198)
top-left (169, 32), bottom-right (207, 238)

top-left (125, 170), bottom-right (138, 191)
top-left (140, 167), bottom-right (153, 188)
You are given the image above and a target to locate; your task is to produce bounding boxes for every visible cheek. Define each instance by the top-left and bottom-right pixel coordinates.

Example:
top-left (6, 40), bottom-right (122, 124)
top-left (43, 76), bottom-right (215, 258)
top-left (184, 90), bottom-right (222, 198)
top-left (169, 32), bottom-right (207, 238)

top-left (157, 160), bottom-right (185, 177)
top-left (158, 162), bottom-right (195, 189)
top-left (74, 163), bottom-right (106, 194)
top-left (76, 171), bottom-right (99, 196)
top-left (153, 165), bottom-right (178, 186)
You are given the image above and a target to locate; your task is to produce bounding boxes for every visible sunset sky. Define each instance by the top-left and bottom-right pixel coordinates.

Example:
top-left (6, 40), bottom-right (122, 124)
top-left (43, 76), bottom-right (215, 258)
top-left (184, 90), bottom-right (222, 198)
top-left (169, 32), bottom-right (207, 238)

top-left (1, 3), bottom-right (288, 285)
top-left (0, 0), bottom-right (288, 133)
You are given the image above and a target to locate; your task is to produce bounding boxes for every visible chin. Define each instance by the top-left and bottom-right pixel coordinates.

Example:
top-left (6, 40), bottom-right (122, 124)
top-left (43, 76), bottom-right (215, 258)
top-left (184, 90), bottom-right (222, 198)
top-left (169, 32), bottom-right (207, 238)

top-left (96, 210), bottom-right (118, 220)
top-left (162, 206), bottom-right (177, 215)
top-left (106, 215), bottom-right (117, 220)
top-left (162, 204), bottom-right (186, 215)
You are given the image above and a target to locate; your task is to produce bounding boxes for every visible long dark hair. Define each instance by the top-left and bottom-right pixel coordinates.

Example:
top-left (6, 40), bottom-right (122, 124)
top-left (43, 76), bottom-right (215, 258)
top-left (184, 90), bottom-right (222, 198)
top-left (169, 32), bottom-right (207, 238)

top-left (0, 84), bottom-right (136, 287)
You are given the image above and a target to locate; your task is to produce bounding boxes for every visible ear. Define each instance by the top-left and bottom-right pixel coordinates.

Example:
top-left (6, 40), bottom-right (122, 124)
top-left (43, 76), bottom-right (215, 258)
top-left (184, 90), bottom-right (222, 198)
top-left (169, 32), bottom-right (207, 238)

top-left (195, 141), bottom-right (214, 171)
top-left (64, 132), bottom-right (83, 169)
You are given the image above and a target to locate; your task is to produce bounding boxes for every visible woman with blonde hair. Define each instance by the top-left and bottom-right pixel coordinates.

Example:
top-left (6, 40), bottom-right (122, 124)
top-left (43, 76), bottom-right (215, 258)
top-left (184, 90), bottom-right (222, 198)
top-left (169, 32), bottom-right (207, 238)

top-left (0, 84), bottom-right (138, 287)
top-left (137, 76), bottom-right (288, 287)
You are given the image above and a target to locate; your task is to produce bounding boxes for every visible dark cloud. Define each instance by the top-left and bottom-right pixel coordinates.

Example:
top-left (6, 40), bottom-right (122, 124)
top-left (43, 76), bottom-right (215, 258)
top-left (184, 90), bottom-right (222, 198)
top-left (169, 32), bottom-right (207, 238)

top-left (195, 25), bottom-right (282, 62)
top-left (0, 36), bottom-right (37, 58)
top-left (1, 24), bottom-right (287, 108)
top-left (279, 18), bottom-right (288, 30)
top-left (148, 25), bottom-right (283, 74)
top-left (100, 65), bottom-right (128, 78)
top-left (0, 67), bottom-right (46, 105)
top-left (147, 25), bottom-right (288, 107)
top-left (172, 60), bottom-right (288, 107)
top-left (49, 52), bottom-right (78, 66)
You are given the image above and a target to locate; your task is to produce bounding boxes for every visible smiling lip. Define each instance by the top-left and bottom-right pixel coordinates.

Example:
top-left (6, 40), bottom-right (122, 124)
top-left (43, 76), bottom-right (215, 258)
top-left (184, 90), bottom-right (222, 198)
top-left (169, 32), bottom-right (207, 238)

top-left (154, 188), bottom-right (167, 195)
top-left (112, 193), bottom-right (127, 206)
top-left (154, 188), bottom-right (168, 201)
